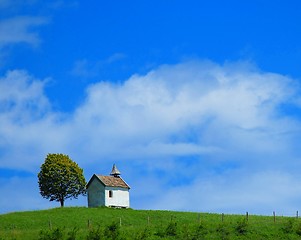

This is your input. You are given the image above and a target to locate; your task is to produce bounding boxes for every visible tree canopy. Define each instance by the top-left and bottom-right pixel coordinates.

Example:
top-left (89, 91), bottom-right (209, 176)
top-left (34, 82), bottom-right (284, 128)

top-left (38, 153), bottom-right (86, 207)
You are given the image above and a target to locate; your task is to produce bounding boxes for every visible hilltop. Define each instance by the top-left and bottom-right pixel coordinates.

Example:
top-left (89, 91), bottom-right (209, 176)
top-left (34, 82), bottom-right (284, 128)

top-left (0, 207), bottom-right (301, 239)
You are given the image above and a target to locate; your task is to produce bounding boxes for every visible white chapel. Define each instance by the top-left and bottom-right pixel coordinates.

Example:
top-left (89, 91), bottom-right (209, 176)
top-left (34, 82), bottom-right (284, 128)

top-left (86, 164), bottom-right (130, 208)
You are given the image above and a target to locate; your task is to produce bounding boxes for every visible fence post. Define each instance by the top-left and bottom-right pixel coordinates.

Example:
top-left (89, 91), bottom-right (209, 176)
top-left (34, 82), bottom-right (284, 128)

top-left (221, 213), bottom-right (224, 222)
top-left (48, 220), bottom-right (52, 230)
top-left (119, 217), bottom-right (122, 227)
top-left (88, 219), bottom-right (91, 229)
top-left (297, 211), bottom-right (299, 219)
top-left (246, 212), bottom-right (249, 222)
top-left (147, 216), bottom-right (150, 225)
top-left (273, 211), bottom-right (276, 223)
top-left (198, 213), bottom-right (201, 223)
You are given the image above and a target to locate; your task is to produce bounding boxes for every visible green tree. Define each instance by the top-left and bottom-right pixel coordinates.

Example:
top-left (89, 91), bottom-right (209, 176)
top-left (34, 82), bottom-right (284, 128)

top-left (38, 153), bottom-right (86, 207)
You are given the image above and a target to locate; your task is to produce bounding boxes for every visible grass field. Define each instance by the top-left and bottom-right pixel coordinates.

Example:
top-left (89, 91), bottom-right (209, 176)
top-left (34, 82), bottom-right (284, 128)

top-left (1, 207), bottom-right (301, 239)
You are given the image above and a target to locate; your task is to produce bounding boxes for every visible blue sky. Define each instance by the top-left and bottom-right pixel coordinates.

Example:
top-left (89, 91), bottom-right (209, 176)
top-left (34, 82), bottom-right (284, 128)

top-left (1, 0), bottom-right (301, 215)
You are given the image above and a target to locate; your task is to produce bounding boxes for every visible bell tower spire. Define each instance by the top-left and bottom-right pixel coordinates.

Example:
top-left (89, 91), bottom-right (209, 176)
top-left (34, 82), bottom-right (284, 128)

top-left (110, 164), bottom-right (121, 177)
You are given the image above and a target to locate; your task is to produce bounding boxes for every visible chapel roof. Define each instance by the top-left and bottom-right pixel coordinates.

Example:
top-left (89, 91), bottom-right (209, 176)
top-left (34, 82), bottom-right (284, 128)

top-left (95, 175), bottom-right (130, 189)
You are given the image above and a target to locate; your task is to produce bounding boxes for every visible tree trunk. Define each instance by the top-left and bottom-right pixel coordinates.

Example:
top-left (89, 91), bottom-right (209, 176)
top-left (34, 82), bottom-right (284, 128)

top-left (60, 199), bottom-right (64, 207)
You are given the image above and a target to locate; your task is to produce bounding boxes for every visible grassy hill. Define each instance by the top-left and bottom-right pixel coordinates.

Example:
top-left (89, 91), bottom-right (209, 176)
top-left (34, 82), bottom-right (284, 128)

top-left (0, 207), bottom-right (301, 239)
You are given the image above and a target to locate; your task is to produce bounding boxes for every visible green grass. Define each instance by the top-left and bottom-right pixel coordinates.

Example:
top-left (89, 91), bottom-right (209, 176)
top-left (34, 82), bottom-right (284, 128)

top-left (1, 207), bottom-right (301, 239)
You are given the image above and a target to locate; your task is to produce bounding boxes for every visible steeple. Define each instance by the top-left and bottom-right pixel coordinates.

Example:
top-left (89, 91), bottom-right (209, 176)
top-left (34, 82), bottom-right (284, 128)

top-left (110, 164), bottom-right (121, 177)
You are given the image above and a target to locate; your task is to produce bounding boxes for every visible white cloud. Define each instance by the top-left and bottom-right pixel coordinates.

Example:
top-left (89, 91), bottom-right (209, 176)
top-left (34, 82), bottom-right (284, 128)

top-left (123, 142), bottom-right (220, 158)
top-left (70, 53), bottom-right (126, 78)
top-left (70, 59), bottom-right (94, 78)
top-left (69, 61), bottom-right (299, 162)
top-left (106, 53), bottom-right (126, 63)
top-left (0, 70), bottom-right (50, 117)
top-left (0, 0), bottom-right (37, 9)
top-left (0, 70), bottom-right (69, 170)
top-left (0, 16), bottom-right (48, 47)
top-left (150, 170), bottom-right (301, 216)
top-left (1, 60), bottom-right (301, 214)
